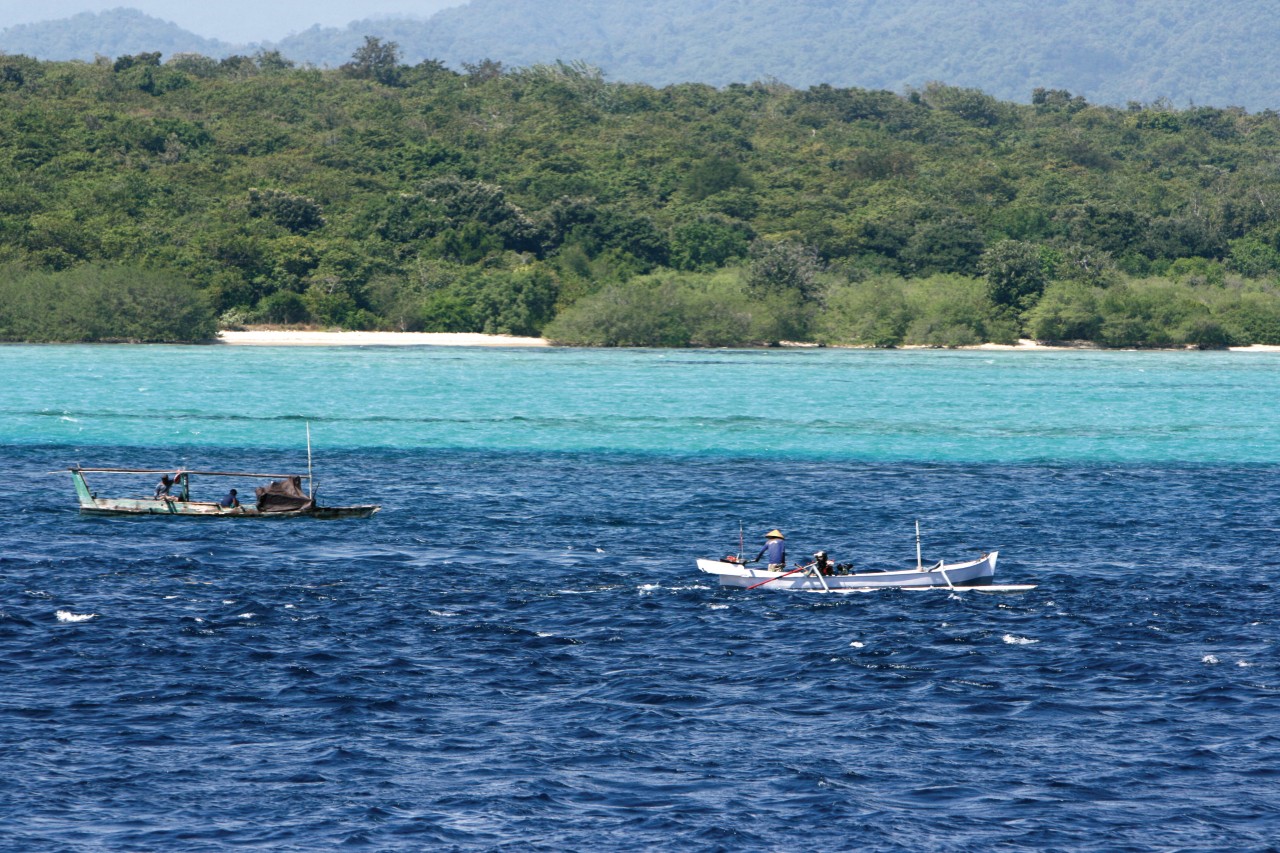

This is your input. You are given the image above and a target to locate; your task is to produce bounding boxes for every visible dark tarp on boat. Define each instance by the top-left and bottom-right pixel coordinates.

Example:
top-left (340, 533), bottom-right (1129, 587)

top-left (255, 476), bottom-right (314, 513)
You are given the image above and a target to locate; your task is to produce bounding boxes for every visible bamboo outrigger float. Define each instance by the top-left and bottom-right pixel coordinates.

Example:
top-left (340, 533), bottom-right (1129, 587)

top-left (67, 467), bottom-right (380, 518)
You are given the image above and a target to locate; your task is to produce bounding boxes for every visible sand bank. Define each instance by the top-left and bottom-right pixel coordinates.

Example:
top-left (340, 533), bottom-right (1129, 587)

top-left (953, 340), bottom-right (1280, 352)
top-left (217, 330), bottom-right (549, 347)
top-left (214, 331), bottom-right (1280, 351)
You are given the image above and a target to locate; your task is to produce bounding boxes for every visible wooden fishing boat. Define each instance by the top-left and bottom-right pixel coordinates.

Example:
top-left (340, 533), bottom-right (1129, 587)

top-left (698, 551), bottom-right (1001, 591)
top-left (67, 467), bottom-right (380, 518)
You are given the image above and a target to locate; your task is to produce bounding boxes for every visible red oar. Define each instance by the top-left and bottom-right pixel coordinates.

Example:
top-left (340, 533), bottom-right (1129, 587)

top-left (746, 564), bottom-right (807, 590)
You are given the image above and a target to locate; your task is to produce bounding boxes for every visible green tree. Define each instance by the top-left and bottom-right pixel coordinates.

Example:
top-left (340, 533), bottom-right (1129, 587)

top-left (670, 216), bottom-right (751, 271)
top-left (341, 36), bottom-right (402, 86)
top-left (247, 189), bottom-right (326, 234)
top-left (747, 239), bottom-right (824, 302)
top-left (980, 240), bottom-right (1048, 311)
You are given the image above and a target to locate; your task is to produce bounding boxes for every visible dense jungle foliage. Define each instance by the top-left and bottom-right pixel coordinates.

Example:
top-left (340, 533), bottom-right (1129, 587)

top-left (4, 44), bottom-right (1280, 346)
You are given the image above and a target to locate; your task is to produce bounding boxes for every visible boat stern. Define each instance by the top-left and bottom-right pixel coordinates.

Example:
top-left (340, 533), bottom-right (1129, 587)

top-left (69, 468), bottom-right (96, 508)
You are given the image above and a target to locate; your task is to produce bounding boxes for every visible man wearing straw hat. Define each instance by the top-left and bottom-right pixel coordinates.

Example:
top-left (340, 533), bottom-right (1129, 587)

top-left (751, 529), bottom-right (787, 572)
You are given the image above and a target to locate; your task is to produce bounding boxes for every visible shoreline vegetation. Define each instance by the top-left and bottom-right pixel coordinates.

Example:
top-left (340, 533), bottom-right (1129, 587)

top-left (6, 48), bottom-right (1280, 348)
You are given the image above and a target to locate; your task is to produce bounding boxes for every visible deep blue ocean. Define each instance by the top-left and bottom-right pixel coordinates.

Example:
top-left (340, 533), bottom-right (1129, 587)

top-left (2, 345), bottom-right (1279, 851)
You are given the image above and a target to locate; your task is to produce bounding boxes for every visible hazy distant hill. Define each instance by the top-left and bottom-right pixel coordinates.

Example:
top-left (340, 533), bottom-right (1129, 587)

top-left (0, 9), bottom-right (234, 60)
top-left (6, 1), bottom-right (1280, 109)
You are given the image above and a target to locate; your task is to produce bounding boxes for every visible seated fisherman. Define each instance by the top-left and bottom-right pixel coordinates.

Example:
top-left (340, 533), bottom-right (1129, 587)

top-left (154, 474), bottom-right (175, 499)
top-left (813, 550), bottom-right (835, 576)
top-left (219, 488), bottom-right (240, 508)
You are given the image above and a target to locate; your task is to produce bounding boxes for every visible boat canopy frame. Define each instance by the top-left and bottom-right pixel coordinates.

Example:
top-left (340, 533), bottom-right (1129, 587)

top-left (65, 466), bottom-right (311, 480)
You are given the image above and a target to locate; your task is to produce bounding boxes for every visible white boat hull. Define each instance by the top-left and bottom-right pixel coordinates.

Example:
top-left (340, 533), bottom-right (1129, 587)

top-left (697, 551), bottom-right (998, 591)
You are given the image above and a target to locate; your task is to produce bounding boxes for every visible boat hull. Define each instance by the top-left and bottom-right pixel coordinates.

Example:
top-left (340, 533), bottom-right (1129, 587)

top-left (697, 551), bottom-right (997, 591)
top-left (78, 498), bottom-right (379, 518)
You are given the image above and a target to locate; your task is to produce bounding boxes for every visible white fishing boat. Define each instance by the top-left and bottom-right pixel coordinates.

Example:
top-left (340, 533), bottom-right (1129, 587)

top-left (698, 551), bottom-right (1001, 591)
top-left (700, 521), bottom-right (1034, 593)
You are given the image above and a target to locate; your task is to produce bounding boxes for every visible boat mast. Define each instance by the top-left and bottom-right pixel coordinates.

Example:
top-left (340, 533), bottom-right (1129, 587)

top-left (306, 422), bottom-right (314, 499)
top-left (915, 520), bottom-right (923, 571)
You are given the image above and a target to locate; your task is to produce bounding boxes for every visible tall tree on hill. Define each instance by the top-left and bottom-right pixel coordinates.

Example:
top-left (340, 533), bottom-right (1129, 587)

top-left (341, 36), bottom-right (401, 86)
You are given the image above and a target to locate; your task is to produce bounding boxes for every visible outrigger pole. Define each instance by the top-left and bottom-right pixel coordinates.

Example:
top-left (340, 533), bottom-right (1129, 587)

top-left (62, 467), bottom-right (308, 478)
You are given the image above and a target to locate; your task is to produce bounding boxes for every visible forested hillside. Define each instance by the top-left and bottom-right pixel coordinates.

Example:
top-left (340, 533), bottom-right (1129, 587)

top-left (7, 1), bottom-right (1280, 110)
top-left (0, 9), bottom-right (233, 64)
top-left (3, 47), bottom-right (1280, 346)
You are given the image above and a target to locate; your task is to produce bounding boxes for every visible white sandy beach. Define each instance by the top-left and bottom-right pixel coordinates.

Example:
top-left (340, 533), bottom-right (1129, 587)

top-left (214, 330), bottom-right (1280, 351)
top-left (967, 339), bottom-right (1280, 352)
top-left (217, 330), bottom-right (549, 347)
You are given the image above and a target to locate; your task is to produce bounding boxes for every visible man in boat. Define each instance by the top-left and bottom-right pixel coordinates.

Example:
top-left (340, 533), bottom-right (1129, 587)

top-left (751, 529), bottom-right (787, 571)
top-left (154, 474), bottom-right (175, 499)
top-left (813, 550), bottom-right (834, 576)
top-left (219, 488), bottom-right (240, 508)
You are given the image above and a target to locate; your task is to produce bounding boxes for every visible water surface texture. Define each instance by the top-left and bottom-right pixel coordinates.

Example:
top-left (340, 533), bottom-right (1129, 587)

top-left (2, 346), bottom-right (1278, 851)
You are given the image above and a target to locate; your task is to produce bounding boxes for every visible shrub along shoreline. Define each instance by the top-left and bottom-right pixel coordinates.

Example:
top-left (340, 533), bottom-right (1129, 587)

top-left (5, 262), bottom-right (1280, 348)
top-left (540, 267), bottom-right (1280, 349)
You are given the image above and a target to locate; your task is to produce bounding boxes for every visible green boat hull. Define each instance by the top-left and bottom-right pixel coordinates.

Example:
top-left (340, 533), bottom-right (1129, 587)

top-left (78, 499), bottom-right (379, 519)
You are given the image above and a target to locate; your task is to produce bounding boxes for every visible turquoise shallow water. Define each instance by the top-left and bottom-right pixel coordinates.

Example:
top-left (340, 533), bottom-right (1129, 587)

top-left (4, 344), bottom-right (1280, 462)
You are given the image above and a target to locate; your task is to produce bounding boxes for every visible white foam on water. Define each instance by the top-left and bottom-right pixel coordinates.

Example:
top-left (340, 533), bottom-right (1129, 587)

top-left (536, 631), bottom-right (555, 638)
top-left (849, 640), bottom-right (865, 648)
top-left (428, 610), bottom-right (458, 617)
top-left (1237, 660), bottom-right (1252, 667)
top-left (238, 612), bottom-right (255, 619)
top-left (1002, 634), bottom-right (1038, 645)
top-left (1202, 654), bottom-right (1219, 664)
top-left (596, 548), bottom-right (605, 553)
top-left (55, 610), bottom-right (95, 623)
top-left (707, 603), bottom-right (728, 610)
